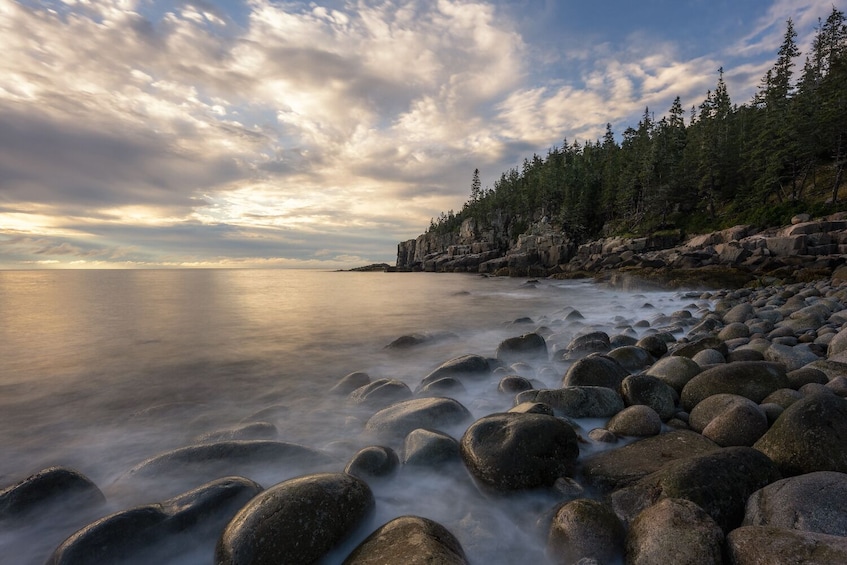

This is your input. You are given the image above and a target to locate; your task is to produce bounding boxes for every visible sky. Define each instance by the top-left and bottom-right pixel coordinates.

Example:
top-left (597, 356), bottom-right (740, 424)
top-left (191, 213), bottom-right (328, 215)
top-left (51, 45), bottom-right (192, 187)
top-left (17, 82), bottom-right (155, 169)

top-left (1, 0), bottom-right (844, 269)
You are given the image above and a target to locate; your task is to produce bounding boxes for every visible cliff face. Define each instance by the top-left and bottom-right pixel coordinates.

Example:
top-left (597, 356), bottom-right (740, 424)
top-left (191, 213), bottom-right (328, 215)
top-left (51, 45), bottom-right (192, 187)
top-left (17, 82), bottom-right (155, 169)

top-left (396, 212), bottom-right (847, 281)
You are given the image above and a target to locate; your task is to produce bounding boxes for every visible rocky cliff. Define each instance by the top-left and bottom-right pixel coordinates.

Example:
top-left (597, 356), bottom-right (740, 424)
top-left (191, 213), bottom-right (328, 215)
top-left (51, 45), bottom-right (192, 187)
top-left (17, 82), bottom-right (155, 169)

top-left (396, 212), bottom-right (847, 285)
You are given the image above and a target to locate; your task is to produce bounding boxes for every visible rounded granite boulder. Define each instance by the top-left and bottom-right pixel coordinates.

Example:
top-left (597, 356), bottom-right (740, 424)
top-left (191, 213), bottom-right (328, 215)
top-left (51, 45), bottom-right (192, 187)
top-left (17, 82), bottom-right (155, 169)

top-left (645, 356), bottom-right (702, 393)
top-left (606, 405), bottom-right (662, 437)
top-left (344, 446), bottom-right (400, 479)
top-left (547, 498), bottom-right (625, 565)
top-left (216, 473), bottom-right (374, 565)
top-left (460, 412), bottom-right (579, 491)
top-left (561, 354), bottom-right (629, 390)
top-left (680, 361), bottom-right (789, 412)
top-left (0, 466), bottom-right (105, 522)
top-left (496, 332), bottom-right (548, 364)
top-left (364, 397), bottom-right (473, 442)
top-left (626, 498), bottom-right (724, 565)
top-left (688, 393), bottom-right (768, 447)
top-left (620, 374), bottom-right (677, 420)
top-left (342, 515), bottom-right (468, 565)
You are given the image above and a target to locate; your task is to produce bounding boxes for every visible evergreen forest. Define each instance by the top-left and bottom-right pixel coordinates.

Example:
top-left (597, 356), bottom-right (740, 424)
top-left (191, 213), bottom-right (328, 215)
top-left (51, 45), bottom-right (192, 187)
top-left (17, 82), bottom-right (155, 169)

top-left (427, 8), bottom-right (847, 244)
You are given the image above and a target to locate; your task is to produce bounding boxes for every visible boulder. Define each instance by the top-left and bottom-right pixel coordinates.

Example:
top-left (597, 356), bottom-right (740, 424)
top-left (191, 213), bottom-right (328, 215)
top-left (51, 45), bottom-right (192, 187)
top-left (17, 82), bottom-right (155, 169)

top-left (561, 355), bottom-right (629, 390)
top-left (403, 428), bottom-right (460, 467)
top-left (607, 405), bottom-right (662, 437)
top-left (646, 356), bottom-right (702, 393)
top-left (347, 379), bottom-right (413, 409)
top-left (365, 397), bottom-right (473, 442)
top-left (672, 337), bottom-right (728, 360)
top-left (635, 335), bottom-right (668, 358)
top-left (216, 473), bottom-right (374, 565)
top-left (753, 392), bottom-right (847, 476)
top-left (547, 499), bottom-right (624, 565)
top-left (516, 387), bottom-right (624, 419)
top-left (727, 526), bottom-right (847, 564)
top-left (419, 355), bottom-right (490, 388)
top-left (625, 498), bottom-right (724, 565)
top-left (416, 377), bottom-right (466, 397)
top-left (460, 412), bottom-right (579, 491)
top-left (581, 430), bottom-right (720, 492)
top-left (621, 374), bottom-right (677, 420)
top-left (680, 361), bottom-right (789, 411)
top-left (562, 331), bottom-right (611, 359)
top-left (609, 447), bottom-right (781, 532)
top-left (329, 372), bottom-right (371, 395)
top-left (606, 345), bottom-right (654, 373)
top-left (343, 515), bottom-right (468, 565)
top-left (344, 446), bottom-right (400, 479)
top-left (692, 348), bottom-right (726, 366)
top-left (193, 422), bottom-right (278, 443)
top-left (786, 366), bottom-right (830, 388)
top-left (508, 401), bottom-right (554, 416)
top-left (49, 477), bottom-right (262, 565)
top-left (689, 394), bottom-right (768, 447)
top-left (496, 333), bottom-right (548, 364)
top-left (497, 375), bottom-right (534, 395)
top-left (0, 467), bottom-right (104, 522)
top-left (763, 343), bottom-right (820, 372)
top-left (743, 471), bottom-right (847, 536)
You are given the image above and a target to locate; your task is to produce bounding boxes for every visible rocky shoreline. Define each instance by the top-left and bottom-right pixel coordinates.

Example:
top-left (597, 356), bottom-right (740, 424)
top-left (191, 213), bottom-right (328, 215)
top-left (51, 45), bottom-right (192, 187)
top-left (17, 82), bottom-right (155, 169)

top-left (396, 212), bottom-right (847, 289)
top-left (5, 275), bottom-right (847, 563)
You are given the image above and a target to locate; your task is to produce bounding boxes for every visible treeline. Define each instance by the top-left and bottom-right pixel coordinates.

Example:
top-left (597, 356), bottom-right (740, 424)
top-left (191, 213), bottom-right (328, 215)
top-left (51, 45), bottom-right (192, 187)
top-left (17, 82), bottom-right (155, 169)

top-left (428, 8), bottom-right (847, 243)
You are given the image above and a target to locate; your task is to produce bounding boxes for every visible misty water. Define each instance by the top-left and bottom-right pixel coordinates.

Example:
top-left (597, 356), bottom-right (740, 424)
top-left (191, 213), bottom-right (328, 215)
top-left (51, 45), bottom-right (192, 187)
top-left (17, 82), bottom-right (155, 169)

top-left (0, 269), bottom-right (705, 564)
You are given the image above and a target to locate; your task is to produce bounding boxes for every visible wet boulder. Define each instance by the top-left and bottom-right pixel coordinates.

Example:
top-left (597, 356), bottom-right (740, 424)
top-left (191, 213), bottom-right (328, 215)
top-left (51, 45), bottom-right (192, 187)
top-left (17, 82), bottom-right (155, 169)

top-left (606, 405), bottom-right (662, 437)
top-left (626, 498), bottom-right (724, 565)
top-left (689, 394), bottom-right (768, 447)
top-left (0, 466), bottom-right (105, 522)
top-left (344, 446), bottom-right (399, 479)
top-left (561, 331), bottom-right (610, 359)
top-left (680, 361), bottom-right (789, 412)
top-left (671, 336), bottom-right (728, 360)
top-left (606, 346), bottom-right (654, 373)
top-left (517, 387), bottom-right (624, 419)
top-left (364, 397), bottom-right (472, 441)
top-left (343, 515), bottom-right (468, 565)
top-left (193, 422), bottom-right (278, 443)
top-left (216, 473), bottom-right (374, 565)
top-left (763, 342), bottom-right (820, 372)
top-left (635, 334), bottom-right (668, 359)
top-left (620, 374), bottom-right (677, 420)
top-left (582, 430), bottom-right (721, 492)
top-left (753, 391), bottom-right (847, 476)
top-left (610, 446), bottom-right (781, 532)
top-left (787, 366), bottom-right (829, 388)
top-left (645, 356), bottom-right (702, 393)
top-left (330, 372), bottom-right (371, 395)
top-left (416, 377), bottom-right (466, 397)
top-left (347, 379), bottom-right (413, 409)
top-left (49, 476), bottom-right (262, 565)
top-left (418, 355), bottom-right (491, 389)
top-left (546, 499), bottom-right (624, 565)
top-left (497, 375), bottom-right (534, 395)
top-left (561, 355), bottom-right (629, 391)
top-left (460, 412), bottom-right (579, 491)
top-left (727, 526), bottom-right (847, 564)
top-left (508, 401), bottom-right (554, 416)
top-left (496, 333), bottom-right (548, 364)
top-left (743, 471), bottom-right (847, 536)
top-left (403, 428), bottom-right (460, 467)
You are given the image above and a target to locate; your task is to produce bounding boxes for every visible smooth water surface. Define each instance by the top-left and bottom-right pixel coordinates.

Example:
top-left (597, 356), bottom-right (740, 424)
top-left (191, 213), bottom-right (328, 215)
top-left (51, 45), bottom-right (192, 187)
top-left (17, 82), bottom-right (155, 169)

top-left (0, 270), bottom-right (701, 564)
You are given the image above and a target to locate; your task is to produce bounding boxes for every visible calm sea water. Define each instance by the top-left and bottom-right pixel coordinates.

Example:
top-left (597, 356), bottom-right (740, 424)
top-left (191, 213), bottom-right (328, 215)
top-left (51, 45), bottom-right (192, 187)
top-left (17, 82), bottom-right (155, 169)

top-left (0, 269), bottom-right (700, 564)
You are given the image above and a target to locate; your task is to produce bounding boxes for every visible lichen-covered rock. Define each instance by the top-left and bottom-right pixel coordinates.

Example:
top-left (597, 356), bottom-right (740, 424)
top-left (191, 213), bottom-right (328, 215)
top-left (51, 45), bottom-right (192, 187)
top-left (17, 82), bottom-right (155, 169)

top-left (49, 476), bottom-right (261, 565)
top-left (344, 446), bottom-right (399, 479)
top-left (680, 361), bottom-right (789, 412)
top-left (626, 498), bottom-right (724, 565)
top-left (753, 392), bottom-right (847, 476)
top-left (581, 430), bottom-right (720, 492)
top-left (621, 374), bottom-right (677, 420)
top-left (743, 471), bottom-right (847, 536)
top-left (607, 405), bottom-right (662, 437)
top-left (610, 447), bottom-right (781, 532)
top-left (216, 473), bottom-right (374, 565)
top-left (689, 394), bottom-right (768, 447)
top-left (364, 397), bottom-right (472, 441)
top-left (727, 526), bottom-right (847, 564)
top-left (496, 333), bottom-right (548, 364)
top-left (561, 354), bottom-right (629, 390)
top-left (516, 387), bottom-right (624, 418)
top-left (547, 499), bottom-right (625, 565)
top-left (342, 515), bottom-right (468, 565)
top-left (460, 412), bottom-right (579, 491)
top-left (0, 466), bottom-right (105, 522)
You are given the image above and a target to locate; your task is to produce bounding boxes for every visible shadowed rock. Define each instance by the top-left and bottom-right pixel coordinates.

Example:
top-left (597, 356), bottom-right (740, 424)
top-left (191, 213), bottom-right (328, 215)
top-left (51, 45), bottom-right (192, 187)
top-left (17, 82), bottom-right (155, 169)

top-left (0, 467), bottom-right (105, 523)
top-left (626, 498), bottom-right (724, 565)
top-left (727, 526), bottom-right (847, 564)
top-left (547, 499), bottom-right (624, 565)
top-left (343, 515), bottom-right (468, 565)
top-left (344, 446), bottom-right (400, 479)
top-left (680, 361), bottom-right (789, 411)
top-left (517, 387), bottom-right (624, 418)
top-left (364, 397), bottom-right (472, 441)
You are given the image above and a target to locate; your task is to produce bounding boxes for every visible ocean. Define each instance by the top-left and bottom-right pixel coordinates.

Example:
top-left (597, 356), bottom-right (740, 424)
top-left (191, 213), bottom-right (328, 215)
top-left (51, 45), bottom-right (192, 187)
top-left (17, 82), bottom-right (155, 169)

top-left (0, 269), bottom-right (702, 564)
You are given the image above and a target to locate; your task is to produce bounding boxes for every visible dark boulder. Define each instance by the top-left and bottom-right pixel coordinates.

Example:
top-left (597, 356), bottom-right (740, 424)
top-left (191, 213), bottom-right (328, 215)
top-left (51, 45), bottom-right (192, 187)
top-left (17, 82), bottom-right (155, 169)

top-left (727, 526), bottom-right (847, 564)
top-left (561, 331), bottom-right (610, 359)
top-left (753, 391), bottom-right (847, 476)
top-left (626, 498), bottom-right (724, 565)
top-left (621, 374), bottom-right (677, 420)
top-left (546, 499), bottom-right (624, 565)
top-left (680, 361), bottom-right (789, 411)
top-left (216, 473), bottom-right (374, 565)
top-left (645, 356), bottom-right (702, 393)
top-left (364, 397), bottom-right (472, 441)
top-left (609, 446), bottom-right (781, 532)
top-left (689, 393), bottom-right (768, 447)
top-left (49, 476), bottom-right (261, 565)
top-left (561, 355), bottom-right (629, 391)
top-left (418, 355), bottom-right (491, 389)
top-left (517, 387), bottom-right (624, 419)
top-left (606, 346), bottom-right (654, 373)
top-left (606, 405), bottom-right (662, 437)
top-left (416, 377), bottom-right (466, 397)
top-left (497, 375), bottom-right (534, 395)
top-left (496, 333), bottom-right (548, 364)
top-left (347, 379), bottom-right (413, 409)
top-left (460, 412), bottom-right (579, 491)
top-left (344, 446), bottom-right (400, 479)
top-left (0, 466), bottom-right (104, 522)
top-left (330, 372), bottom-right (371, 395)
top-left (403, 428), bottom-right (460, 467)
top-left (342, 515), bottom-right (468, 565)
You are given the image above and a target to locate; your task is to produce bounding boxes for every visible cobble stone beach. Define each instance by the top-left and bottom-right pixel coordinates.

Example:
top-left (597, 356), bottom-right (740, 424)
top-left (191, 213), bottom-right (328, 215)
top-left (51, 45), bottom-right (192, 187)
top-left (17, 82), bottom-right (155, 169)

top-left (3, 270), bottom-right (847, 564)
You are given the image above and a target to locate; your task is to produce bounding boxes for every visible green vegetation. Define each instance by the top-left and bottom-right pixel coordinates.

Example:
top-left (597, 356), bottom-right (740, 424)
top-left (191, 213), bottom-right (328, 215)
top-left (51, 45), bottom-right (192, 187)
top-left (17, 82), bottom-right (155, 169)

top-left (428, 8), bottom-right (847, 243)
